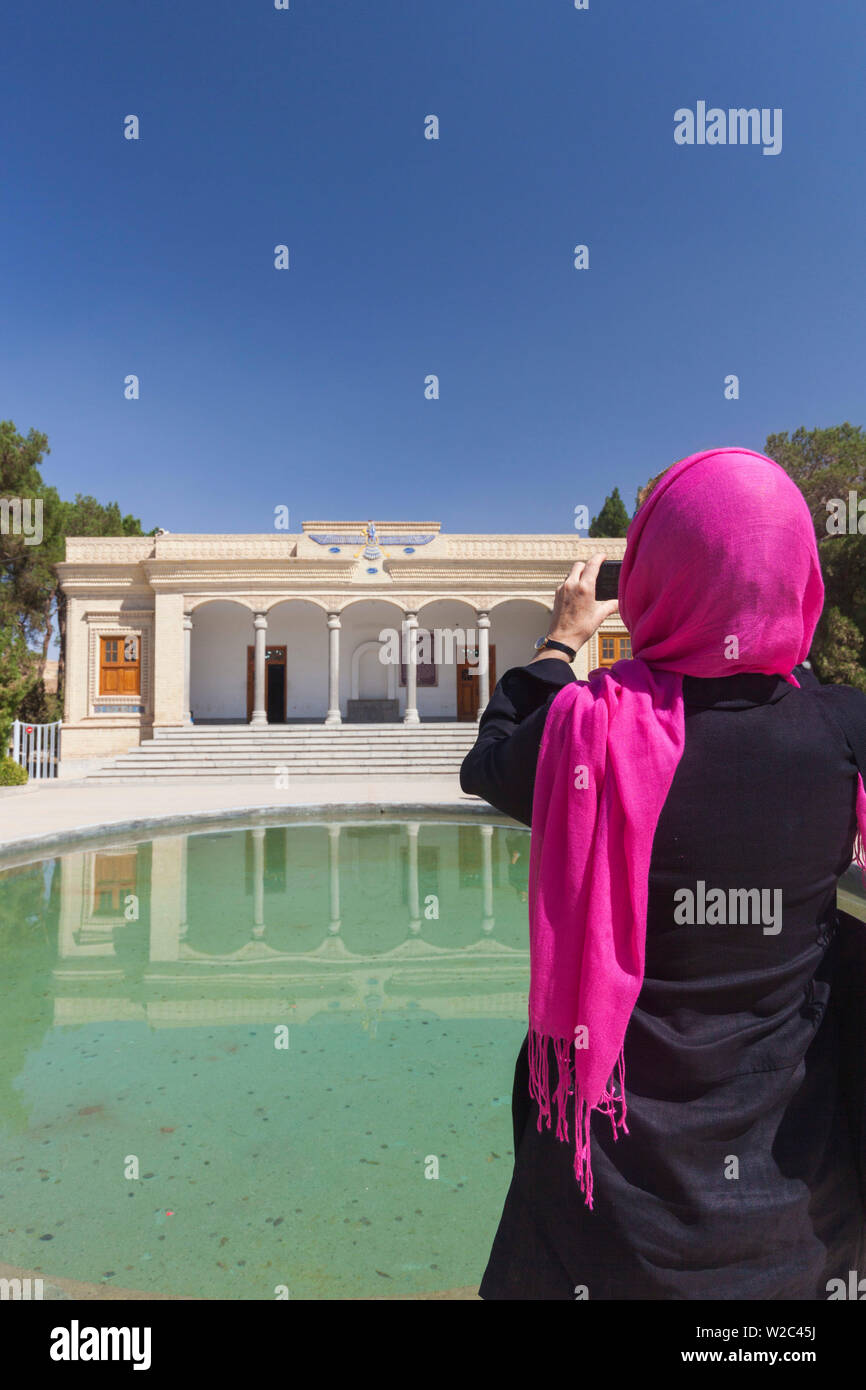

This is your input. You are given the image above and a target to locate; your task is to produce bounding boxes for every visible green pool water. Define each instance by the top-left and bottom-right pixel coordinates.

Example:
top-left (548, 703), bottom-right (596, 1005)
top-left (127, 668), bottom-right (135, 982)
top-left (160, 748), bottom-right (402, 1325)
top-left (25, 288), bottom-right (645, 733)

top-left (0, 816), bottom-right (531, 1300)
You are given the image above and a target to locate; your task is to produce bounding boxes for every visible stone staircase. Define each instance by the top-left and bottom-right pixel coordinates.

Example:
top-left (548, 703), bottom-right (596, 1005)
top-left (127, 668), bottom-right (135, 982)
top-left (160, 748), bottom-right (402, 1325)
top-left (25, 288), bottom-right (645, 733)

top-left (86, 723), bottom-right (480, 780)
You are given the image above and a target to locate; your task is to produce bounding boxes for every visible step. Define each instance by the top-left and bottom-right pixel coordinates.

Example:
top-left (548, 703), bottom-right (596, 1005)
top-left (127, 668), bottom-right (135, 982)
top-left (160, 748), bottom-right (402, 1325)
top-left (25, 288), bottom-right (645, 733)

top-left (147, 735), bottom-right (475, 744)
top-left (93, 761), bottom-right (464, 772)
top-left (131, 743), bottom-right (475, 753)
top-left (152, 722), bottom-right (475, 729)
top-left (145, 740), bottom-right (475, 747)
top-left (88, 767), bottom-right (466, 779)
top-left (142, 739), bottom-right (475, 748)
top-left (93, 763), bottom-right (467, 774)
top-left (87, 722), bottom-right (478, 779)
top-left (144, 732), bottom-right (475, 741)
top-left (151, 728), bottom-right (477, 737)
top-left (87, 773), bottom-right (465, 782)
top-left (110, 746), bottom-right (469, 756)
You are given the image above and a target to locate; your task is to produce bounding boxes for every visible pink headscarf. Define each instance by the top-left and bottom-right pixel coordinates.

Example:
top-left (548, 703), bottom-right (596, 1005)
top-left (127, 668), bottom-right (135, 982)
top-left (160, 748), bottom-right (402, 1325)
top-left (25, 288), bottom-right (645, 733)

top-left (527, 447), bottom-right (866, 1207)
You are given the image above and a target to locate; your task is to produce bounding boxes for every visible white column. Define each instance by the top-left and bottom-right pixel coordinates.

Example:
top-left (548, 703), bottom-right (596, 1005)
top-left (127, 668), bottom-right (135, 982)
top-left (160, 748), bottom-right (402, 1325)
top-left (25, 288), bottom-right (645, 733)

top-left (57, 852), bottom-right (90, 960)
top-left (480, 823), bottom-right (495, 934)
top-left (403, 612), bottom-right (420, 725)
top-left (153, 592), bottom-right (186, 728)
top-left (64, 597), bottom-right (88, 724)
top-left (251, 827), bottom-right (266, 937)
top-left (476, 611), bottom-right (491, 721)
top-left (182, 613), bottom-right (193, 725)
top-left (407, 821), bottom-right (421, 934)
top-left (251, 612), bottom-right (268, 727)
top-left (179, 833), bottom-right (189, 942)
top-left (328, 824), bottom-right (341, 933)
top-left (325, 612), bottom-right (342, 725)
top-left (149, 836), bottom-right (186, 961)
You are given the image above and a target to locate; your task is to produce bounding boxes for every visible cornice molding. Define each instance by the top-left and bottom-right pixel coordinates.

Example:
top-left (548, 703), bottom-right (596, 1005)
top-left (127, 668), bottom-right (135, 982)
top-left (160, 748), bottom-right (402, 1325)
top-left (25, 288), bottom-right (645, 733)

top-left (382, 566), bottom-right (585, 583)
top-left (301, 520), bottom-right (442, 532)
top-left (58, 534), bottom-right (628, 600)
top-left (82, 609), bottom-right (154, 622)
top-left (432, 537), bottom-right (627, 557)
top-left (143, 563), bottom-right (358, 588)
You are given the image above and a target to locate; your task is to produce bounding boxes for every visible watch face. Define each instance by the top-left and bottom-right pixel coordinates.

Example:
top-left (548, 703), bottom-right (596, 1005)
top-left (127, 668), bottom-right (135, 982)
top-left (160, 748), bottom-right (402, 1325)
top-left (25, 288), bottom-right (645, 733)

top-left (534, 637), bottom-right (547, 650)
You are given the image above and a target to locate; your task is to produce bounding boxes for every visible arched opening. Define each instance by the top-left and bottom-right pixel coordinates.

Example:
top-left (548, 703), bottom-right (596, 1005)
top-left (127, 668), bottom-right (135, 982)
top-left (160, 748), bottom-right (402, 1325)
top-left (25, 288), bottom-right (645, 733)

top-left (488, 599), bottom-right (552, 678)
top-left (415, 599), bottom-right (482, 720)
top-left (265, 600), bottom-right (329, 722)
top-left (340, 600), bottom-right (407, 722)
top-left (189, 600), bottom-right (254, 723)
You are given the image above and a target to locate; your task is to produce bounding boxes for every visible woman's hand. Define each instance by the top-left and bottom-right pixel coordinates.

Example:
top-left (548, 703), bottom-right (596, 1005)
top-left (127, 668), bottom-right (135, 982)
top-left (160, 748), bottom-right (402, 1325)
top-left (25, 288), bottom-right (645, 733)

top-left (529, 552), bottom-right (620, 664)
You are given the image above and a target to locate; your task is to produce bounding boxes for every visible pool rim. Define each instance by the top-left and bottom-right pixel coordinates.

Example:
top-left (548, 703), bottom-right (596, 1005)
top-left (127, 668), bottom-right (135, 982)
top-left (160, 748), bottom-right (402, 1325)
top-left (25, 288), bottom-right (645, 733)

top-left (0, 801), bottom-right (524, 872)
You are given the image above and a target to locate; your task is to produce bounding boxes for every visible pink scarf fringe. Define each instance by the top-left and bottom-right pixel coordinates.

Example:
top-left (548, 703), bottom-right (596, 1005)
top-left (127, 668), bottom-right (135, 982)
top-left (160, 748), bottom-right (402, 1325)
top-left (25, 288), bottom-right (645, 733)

top-left (528, 1031), bottom-right (629, 1210)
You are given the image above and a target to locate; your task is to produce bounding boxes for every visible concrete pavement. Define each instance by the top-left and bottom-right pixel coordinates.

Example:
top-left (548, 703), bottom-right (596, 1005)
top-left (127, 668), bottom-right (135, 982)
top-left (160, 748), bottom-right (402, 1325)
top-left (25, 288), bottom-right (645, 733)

top-left (0, 774), bottom-right (507, 863)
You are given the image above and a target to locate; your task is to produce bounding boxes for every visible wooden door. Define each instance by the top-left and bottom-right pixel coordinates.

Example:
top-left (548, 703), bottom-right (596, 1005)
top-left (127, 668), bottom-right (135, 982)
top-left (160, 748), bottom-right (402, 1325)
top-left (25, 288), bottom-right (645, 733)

top-left (246, 646), bottom-right (287, 721)
top-left (456, 645), bottom-right (496, 721)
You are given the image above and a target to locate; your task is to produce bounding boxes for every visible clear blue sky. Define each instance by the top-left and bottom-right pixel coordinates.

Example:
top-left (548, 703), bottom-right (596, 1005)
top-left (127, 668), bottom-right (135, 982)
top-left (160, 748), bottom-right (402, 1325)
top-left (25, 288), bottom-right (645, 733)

top-left (2, 0), bottom-right (864, 535)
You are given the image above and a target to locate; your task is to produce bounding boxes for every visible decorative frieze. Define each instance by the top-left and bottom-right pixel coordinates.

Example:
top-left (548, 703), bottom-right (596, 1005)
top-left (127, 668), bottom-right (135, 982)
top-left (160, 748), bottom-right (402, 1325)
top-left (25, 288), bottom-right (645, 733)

top-left (65, 539), bottom-right (155, 563)
top-left (435, 537), bottom-right (619, 559)
top-left (302, 520), bottom-right (442, 533)
top-left (383, 566), bottom-right (595, 584)
top-left (143, 565), bottom-right (358, 589)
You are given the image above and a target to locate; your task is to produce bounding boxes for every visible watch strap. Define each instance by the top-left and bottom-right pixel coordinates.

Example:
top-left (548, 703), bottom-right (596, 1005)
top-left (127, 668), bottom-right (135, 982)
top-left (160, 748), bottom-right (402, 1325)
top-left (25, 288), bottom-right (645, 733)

top-left (537, 637), bottom-right (576, 660)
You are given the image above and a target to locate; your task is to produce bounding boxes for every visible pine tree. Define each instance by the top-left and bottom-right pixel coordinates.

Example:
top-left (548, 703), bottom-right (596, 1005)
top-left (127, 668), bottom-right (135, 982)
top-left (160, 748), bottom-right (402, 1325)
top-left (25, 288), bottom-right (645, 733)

top-left (589, 486), bottom-right (630, 537)
top-left (767, 423), bottom-right (866, 690)
top-left (1, 419), bottom-right (151, 729)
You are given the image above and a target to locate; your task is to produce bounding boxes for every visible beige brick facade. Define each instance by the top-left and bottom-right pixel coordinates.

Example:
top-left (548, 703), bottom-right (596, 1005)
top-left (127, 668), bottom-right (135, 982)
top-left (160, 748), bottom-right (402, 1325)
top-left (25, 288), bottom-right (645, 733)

top-left (56, 522), bottom-right (629, 768)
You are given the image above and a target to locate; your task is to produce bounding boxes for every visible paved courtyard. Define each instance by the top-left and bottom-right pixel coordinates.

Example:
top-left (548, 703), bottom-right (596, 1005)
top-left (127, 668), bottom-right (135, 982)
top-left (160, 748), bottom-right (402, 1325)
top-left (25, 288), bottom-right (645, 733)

top-left (0, 774), bottom-right (496, 860)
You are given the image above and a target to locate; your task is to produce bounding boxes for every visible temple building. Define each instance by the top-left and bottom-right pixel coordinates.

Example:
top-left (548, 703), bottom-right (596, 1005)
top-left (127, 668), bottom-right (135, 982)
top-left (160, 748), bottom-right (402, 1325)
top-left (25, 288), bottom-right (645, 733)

top-left (57, 520), bottom-right (629, 768)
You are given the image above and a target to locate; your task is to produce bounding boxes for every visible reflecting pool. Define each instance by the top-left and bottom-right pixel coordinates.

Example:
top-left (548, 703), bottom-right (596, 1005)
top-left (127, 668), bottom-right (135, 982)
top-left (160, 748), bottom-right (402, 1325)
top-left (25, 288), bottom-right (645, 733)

top-left (0, 816), bottom-right (531, 1299)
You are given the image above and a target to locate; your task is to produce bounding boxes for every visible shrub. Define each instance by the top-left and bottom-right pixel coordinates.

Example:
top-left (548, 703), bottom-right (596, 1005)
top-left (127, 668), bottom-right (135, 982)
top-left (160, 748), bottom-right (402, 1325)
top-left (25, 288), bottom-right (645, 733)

top-left (0, 757), bottom-right (28, 786)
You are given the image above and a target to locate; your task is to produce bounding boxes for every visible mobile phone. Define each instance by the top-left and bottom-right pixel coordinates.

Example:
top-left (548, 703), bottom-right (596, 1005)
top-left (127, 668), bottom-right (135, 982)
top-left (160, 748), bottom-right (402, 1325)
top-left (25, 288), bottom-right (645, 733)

top-left (595, 561), bottom-right (622, 602)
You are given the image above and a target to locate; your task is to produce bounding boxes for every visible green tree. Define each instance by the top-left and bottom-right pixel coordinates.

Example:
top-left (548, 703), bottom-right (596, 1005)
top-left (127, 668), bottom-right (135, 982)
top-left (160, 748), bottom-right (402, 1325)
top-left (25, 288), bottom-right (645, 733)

top-left (766, 424), bottom-right (866, 690)
top-left (0, 422), bottom-right (56, 642)
top-left (634, 464), bottom-right (675, 514)
top-left (0, 625), bottom-right (39, 751)
top-left (1, 419), bottom-right (151, 728)
top-left (589, 486), bottom-right (630, 537)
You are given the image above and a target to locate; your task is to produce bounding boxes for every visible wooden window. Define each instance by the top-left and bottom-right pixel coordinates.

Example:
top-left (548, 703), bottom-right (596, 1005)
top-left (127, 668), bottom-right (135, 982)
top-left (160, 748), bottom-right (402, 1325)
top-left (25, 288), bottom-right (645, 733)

top-left (398, 658), bottom-right (437, 687)
top-left (598, 634), bottom-right (632, 668)
top-left (398, 628), bottom-right (438, 686)
top-left (92, 851), bottom-right (138, 915)
top-left (100, 633), bottom-right (141, 695)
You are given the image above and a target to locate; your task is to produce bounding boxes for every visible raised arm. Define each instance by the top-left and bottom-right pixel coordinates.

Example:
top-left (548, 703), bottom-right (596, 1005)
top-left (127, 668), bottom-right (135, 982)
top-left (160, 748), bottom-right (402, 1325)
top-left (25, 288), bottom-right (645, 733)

top-left (459, 550), bottom-right (619, 826)
top-left (459, 659), bottom-right (577, 826)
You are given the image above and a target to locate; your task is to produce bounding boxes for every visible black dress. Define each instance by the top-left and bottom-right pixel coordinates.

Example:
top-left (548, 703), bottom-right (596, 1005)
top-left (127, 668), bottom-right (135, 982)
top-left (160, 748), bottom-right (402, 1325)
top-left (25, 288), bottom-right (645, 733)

top-left (459, 658), bottom-right (866, 1300)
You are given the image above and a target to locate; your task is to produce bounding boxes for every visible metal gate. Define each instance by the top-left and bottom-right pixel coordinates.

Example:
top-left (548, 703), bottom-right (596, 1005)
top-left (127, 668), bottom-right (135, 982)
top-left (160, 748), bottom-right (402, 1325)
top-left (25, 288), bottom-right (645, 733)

top-left (10, 719), bottom-right (61, 780)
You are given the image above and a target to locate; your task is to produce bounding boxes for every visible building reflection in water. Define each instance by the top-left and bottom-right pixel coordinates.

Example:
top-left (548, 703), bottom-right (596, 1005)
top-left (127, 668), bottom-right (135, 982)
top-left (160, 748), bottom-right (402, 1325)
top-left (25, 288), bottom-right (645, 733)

top-left (50, 820), bottom-right (531, 1032)
top-left (0, 820), bottom-right (534, 1300)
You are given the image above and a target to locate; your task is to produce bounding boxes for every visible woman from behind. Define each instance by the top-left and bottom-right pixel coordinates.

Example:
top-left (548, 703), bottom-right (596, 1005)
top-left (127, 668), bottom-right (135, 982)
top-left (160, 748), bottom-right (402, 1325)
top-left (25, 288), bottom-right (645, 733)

top-left (461, 446), bottom-right (866, 1300)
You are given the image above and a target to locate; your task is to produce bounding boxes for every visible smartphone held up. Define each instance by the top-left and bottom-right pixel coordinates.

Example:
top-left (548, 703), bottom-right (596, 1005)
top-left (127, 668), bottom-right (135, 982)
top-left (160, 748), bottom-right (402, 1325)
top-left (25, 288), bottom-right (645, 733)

top-left (595, 560), bottom-right (622, 603)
